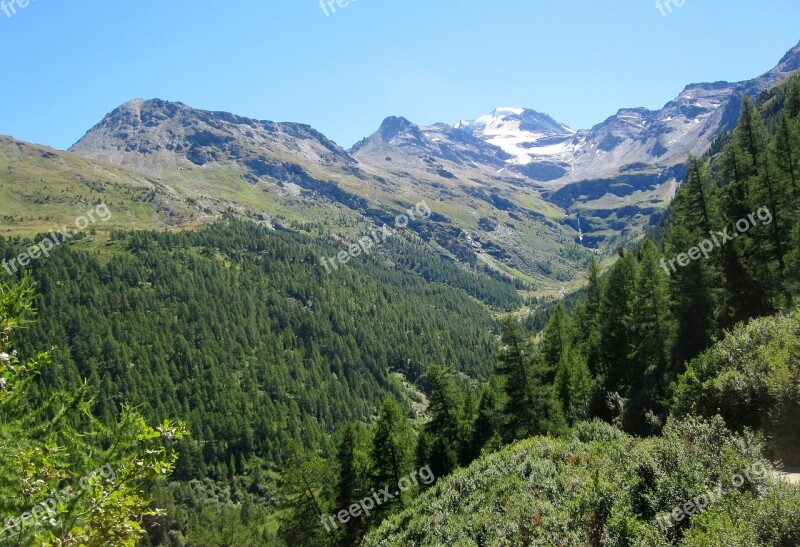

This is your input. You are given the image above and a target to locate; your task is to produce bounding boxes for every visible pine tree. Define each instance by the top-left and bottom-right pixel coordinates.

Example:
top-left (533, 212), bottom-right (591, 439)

top-left (633, 241), bottom-right (675, 375)
top-left (719, 144), bottom-right (768, 324)
top-left (599, 250), bottom-right (638, 396)
top-left (749, 143), bottom-right (790, 307)
top-left (666, 159), bottom-right (724, 361)
top-left (684, 156), bottom-right (718, 234)
top-left (336, 422), bottom-right (370, 541)
top-left (469, 378), bottom-right (503, 459)
top-left (541, 304), bottom-right (592, 424)
top-left (581, 257), bottom-right (603, 375)
top-left (278, 442), bottom-right (337, 546)
top-left (370, 397), bottom-right (415, 511)
top-left (775, 114), bottom-right (799, 200)
top-left (337, 423), bottom-right (365, 509)
top-left (628, 240), bottom-right (677, 433)
top-left (417, 366), bottom-right (464, 478)
top-left (497, 317), bottom-right (565, 441)
top-left (737, 98), bottom-right (768, 174)
top-left (554, 345), bottom-right (593, 424)
top-left (541, 304), bottom-right (571, 369)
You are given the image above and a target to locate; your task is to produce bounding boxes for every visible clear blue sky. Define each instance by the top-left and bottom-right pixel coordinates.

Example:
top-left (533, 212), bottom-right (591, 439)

top-left (1, 0), bottom-right (798, 151)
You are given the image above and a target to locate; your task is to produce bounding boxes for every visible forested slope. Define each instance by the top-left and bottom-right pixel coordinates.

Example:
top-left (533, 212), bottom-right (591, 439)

top-left (3, 219), bottom-right (501, 476)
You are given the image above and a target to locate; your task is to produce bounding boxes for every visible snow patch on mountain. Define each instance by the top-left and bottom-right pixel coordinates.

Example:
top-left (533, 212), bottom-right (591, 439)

top-left (456, 107), bottom-right (576, 165)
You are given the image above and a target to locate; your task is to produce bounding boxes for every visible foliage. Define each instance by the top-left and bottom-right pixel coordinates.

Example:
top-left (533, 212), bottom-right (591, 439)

top-left (672, 310), bottom-right (800, 463)
top-left (370, 398), bottom-right (416, 514)
top-left (363, 417), bottom-right (799, 546)
top-left (383, 238), bottom-right (523, 311)
top-left (496, 317), bottom-right (566, 441)
top-left (0, 277), bottom-right (187, 546)
top-left (416, 366), bottom-right (467, 478)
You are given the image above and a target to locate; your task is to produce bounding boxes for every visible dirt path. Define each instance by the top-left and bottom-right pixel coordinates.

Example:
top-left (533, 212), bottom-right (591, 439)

top-left (777, 467), bottom-right (800, 485)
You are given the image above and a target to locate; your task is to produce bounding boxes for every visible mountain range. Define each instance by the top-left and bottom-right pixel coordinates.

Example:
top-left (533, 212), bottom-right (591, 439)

top-left (2, 40), bottom-right (799, 294)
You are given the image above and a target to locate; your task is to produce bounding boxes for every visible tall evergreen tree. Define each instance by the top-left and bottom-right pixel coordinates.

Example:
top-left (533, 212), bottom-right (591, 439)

top-left (666, 159), bottom-right (724, 361)
top-left (417, 366), bottom-right (464, 478)
top-left (599, 250), bottom-right (638, 396)
top-left (278, 442), bottom-right (337, 546)
top-left (469, 378), bottom-right (504, 459)
top-left (737, 98), bottom-right (768, 174)
top-left (749, 143), bottom-right (790, 307)
top-left (370, 397), bottom-right (415, 511)
top-left (627, 240), bottom-right (677, 433)
top-left (497, 318), bottom-right (565, 442)
top-left (541, 304), bottom-right (571, 369)
top-left (541, 305), bottom-right (592, 423)
top-left (684, 156), bottom-right (718, 234)
top-left (719, 144), bottom-right (769, 323)
top-left (581, 257), bottom-right (603, 376)
top-left (554, 344), bottom-right (593, 424)
top-left (336, 422), bottom-right (371, 542)
top-left (775, 114), bottom-right (800, 200)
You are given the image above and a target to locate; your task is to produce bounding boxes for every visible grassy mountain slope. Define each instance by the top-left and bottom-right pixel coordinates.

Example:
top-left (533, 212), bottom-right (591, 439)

top-left (0, 135), bottom-right (202, 235)
top-left (65, 99), bottom-right (593, 294)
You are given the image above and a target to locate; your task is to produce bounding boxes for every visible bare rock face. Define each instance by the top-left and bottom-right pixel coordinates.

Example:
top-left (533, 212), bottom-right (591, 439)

top-left (70, 98), bottom-right (358, 182)
top-left (353, 42), bottom-right (800, 189)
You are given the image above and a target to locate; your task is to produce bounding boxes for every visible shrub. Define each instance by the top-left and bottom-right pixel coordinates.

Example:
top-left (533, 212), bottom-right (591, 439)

top-left (362, 416), bottom-right (800, 546)
top-left (671, 310), bottom-right (800, 464)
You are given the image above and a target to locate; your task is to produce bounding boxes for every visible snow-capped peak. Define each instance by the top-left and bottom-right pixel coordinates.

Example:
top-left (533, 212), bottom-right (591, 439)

top-left (493, 106), bottom-right (525, 116)
top-left (455, 107), bottom-right (575, 165)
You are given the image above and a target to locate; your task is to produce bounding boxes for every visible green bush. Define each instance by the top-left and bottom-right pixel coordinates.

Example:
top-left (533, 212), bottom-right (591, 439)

top-left (672, 310), bottom-right (800, 464)
top-left (571, 419), bottom-right (628, 443)
top-left (362, 416), bottom-right (800, 546)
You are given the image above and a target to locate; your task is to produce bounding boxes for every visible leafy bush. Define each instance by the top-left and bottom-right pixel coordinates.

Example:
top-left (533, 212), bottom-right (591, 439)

top-left (672, 310), bottom-right (800, 464)
top-left (363, 416), bottom-right (800, 546)
top-left (571, 419), bottom-right (628, 443)
top-left (0, 277), bottom-right (187, 545)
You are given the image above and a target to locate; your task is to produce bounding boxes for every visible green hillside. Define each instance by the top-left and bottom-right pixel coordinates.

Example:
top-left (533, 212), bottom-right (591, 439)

top-left (0, 136), bottom-right (201, 235)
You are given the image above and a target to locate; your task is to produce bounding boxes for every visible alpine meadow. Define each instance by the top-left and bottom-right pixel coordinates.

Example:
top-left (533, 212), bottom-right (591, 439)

top-left (1, 2), bottom-right (799, 546)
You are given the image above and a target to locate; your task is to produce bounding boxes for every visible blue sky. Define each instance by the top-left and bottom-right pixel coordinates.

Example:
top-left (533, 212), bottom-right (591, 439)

top-left (1, 0), bottom-right (798, 150)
